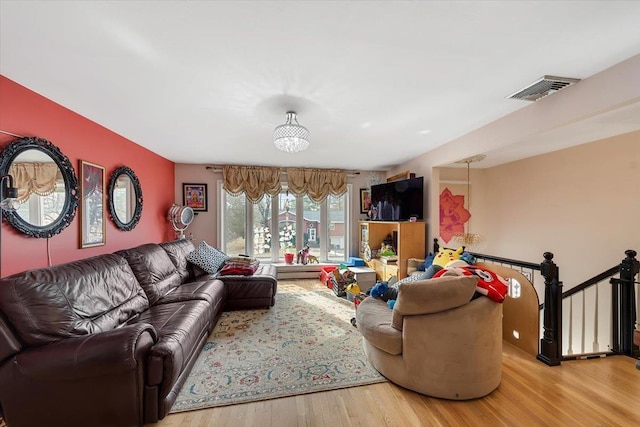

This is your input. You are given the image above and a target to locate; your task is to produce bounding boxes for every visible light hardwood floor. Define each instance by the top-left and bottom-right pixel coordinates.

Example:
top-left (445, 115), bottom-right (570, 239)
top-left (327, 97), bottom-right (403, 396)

top-left (153, 280), bottom-right (640, 427)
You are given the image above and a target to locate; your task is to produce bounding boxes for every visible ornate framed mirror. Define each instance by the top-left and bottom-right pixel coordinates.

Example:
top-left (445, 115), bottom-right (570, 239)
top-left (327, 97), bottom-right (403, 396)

top-left (107, 166), bottom-right (143, 231)
top-left (0, 137), bottom-right (79, 238)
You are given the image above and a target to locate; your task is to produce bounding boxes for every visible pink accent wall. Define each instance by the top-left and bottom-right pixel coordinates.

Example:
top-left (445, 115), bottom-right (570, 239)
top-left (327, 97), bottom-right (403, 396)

top-left (0, 76), bottom-right (175, 277)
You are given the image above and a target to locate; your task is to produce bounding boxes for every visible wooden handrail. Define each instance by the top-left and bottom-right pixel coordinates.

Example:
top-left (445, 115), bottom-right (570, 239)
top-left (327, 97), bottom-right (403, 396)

top-left (562, 266), bottom-right (619, 299)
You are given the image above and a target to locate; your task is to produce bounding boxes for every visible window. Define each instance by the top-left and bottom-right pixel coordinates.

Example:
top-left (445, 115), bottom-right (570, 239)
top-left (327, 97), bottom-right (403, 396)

top-left (15, 178), bottom-right (66, 226)
top-left (327, 193), bottom-right (346, 261)
top-left (221, 192), bottom-right (246, 256)
top-left (220, 183), bottom-right (350, 263)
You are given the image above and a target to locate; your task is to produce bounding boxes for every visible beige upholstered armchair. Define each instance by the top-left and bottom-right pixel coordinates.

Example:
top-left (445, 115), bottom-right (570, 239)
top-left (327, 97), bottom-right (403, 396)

top-left (356, 275), bottom-right (503, 400)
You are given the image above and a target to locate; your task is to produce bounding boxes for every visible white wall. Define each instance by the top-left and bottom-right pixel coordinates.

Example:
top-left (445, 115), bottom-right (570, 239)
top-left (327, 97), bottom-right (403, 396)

top-left (477, 131), bottom-right (640, 289)
top-left (174, 164), bottom-right (221, 246)
top-left (388, 54), bottom-right (640, 249)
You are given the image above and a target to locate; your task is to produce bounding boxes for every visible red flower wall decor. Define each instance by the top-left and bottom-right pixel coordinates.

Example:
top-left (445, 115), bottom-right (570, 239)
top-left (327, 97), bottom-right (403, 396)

top-left (439, 187), bottom-right (470, 244)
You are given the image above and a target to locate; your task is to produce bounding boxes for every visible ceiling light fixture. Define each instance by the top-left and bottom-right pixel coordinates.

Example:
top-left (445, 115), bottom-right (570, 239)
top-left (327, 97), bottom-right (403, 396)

top-left (273, 111), bottom-right (310, 153)
top-left (450, 154), bottom-right (487, 252)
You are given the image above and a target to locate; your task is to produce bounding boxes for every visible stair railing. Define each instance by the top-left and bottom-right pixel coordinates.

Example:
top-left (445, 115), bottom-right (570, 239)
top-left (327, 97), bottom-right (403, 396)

top-left (434, 238), bottom-right (640, 367)
top-left (467, 249), bottom-right (562, 366)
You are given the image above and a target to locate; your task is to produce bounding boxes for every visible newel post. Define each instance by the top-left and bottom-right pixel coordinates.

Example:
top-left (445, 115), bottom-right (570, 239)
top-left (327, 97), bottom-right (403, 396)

top-left (610, 250), bottom-right (639, 356)
top-left (537, 252), bottom-right (563, 366)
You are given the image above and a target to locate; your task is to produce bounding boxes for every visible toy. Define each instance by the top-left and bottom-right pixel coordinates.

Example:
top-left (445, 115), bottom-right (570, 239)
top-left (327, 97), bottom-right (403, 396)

top-left (432, 246), bottom-right (464, 268)
top-left (346, 283), bottom-right (361, 294)
top-left (460, 251), bottom-right (476, 265)
top-left (307, 254), bottom-right (319, 264)
top-left (433, 264), bottom-right (508, 303)
top-left (296, 244), bottom-right (310, 264)
top-left (369, 281), bottom-right (388, 298)
top-left (342, 269), bottom-right (355, 282)
top-left (379, 244), bottom-right (395, 257)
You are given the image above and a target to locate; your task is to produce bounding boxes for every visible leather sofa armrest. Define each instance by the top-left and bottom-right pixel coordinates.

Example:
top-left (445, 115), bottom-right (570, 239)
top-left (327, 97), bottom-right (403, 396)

top-left (0, 313), bottom-right (21, 364)
top-left (0, 323), bottom-right (158, 426)
top-left (14, 323), bottom-right (157, 380)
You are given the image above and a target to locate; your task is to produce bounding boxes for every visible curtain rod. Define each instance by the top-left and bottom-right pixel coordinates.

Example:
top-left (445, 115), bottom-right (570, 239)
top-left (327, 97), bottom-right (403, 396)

top-left (0, 129), bottom-right (27, 138)
top-left (205, 166), bottom-right (361, 177)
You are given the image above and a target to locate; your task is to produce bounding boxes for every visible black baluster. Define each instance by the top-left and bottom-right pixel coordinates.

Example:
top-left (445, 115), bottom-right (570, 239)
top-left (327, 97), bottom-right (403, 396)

top-left (537, 252), bottom-right (562, 366)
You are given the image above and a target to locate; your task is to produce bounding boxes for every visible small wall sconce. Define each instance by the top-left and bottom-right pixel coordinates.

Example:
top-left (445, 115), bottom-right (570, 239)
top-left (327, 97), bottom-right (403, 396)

top-left (1, 174), bottom-right (20, 277)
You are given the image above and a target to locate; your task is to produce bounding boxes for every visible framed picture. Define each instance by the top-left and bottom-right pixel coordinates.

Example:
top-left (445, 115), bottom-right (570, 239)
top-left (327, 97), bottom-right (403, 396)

top-left (183, 183), bottom-right (208, 212)
top-left (80, 160), bottom-right (106, 248)
top-left (360, 188), bottom-right (371, 214)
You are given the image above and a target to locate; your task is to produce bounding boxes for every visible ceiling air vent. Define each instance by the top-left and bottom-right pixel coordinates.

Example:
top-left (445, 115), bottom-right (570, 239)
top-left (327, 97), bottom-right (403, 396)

top-left (507, 75), bottom-right (580, 101)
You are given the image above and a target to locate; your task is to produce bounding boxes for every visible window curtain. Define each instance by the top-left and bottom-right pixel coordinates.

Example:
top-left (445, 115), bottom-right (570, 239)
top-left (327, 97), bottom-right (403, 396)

top-left (222, 165), bottom-right (282, 203)
top-left (287, 168), bottom-right (347, 202)
top-left (9, 162), bottom-right (59, 203)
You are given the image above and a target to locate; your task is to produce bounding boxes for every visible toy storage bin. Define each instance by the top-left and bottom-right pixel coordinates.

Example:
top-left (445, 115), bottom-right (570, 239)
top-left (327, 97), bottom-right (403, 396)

top-left (331, 277), bottom-right (348, 297)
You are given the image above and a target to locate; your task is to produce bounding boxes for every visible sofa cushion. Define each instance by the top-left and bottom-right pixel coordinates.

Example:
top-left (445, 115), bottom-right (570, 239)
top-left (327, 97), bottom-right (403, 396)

top-left (186, 241), bottom-right (228, 274)
top-left (129, 300), bottom-right (212, 397)
top-left (0, 254), bottom-right (149, 346)
top-left (160, 239), bottom-right (197, 282)
top-left (157, 278), bottom-right (226, 309)
top-left (355, 297), bottom-right (402, 355)
top-left (116, 243), bottom-right (183, 305)
top-left (391, 275), bottom-right (478, 330)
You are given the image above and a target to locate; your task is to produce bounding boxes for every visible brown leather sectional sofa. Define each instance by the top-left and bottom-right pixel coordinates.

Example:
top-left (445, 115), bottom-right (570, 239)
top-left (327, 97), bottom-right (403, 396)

top-left (0, 239), bottom-right (277, 427)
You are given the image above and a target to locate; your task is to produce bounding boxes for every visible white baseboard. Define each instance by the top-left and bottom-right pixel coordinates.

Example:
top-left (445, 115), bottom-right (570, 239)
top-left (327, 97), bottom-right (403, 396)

top-left (274, 262), bottom-right (339, 280)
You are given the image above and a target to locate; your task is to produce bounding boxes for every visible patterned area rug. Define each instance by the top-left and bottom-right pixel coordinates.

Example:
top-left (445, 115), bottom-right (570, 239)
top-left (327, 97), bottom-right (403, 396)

top-left (170, 283), bottom-right (386, 413)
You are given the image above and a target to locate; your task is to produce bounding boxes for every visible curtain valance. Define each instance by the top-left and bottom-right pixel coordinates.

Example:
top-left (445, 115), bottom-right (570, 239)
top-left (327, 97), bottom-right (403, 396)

top-left (286, 168), bottom-right (347, 202)
top-left (222, 165), bottom-right (282, 203)
top-left (9, 162), bottom-right (59, 203)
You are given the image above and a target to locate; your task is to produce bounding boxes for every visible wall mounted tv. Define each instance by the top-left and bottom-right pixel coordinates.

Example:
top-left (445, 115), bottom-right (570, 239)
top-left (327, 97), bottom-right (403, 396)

top-left (370, 176), bottom-right (424, 221)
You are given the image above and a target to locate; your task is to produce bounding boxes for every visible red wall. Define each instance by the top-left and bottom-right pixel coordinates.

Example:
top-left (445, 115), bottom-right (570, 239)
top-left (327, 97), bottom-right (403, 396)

top-left (0, 76), bottom-right (175, 277)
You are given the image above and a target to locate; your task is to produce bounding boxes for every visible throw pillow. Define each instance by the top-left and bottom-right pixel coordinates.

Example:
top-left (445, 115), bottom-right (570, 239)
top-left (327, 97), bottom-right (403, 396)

top-left (186, 241), bottom-right (228, 274)
top-left (218, 259), bottom-right (260, 276)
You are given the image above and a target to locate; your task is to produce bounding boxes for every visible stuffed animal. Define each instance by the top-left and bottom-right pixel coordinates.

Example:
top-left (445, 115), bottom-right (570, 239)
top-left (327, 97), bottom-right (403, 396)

top-left (296, 244), bottom-right (310, 264)
top-left (433, 264), bottom-right (508, 303)
top-left (432, 246), bottom-right (464, 268)
top-left (307, 254), bottom-right (319, 264)
top-left (369, 281), bottom-right (388, 298)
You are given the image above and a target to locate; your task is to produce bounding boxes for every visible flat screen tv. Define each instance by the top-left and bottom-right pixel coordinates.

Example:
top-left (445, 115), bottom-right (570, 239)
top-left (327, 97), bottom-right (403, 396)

top-left (370, 176), bottom-right (424, 221)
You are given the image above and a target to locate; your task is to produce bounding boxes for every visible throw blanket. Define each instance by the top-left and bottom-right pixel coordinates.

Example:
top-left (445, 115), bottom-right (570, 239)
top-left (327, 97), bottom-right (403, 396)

top-left (218, 257), bottom-right (260, 276)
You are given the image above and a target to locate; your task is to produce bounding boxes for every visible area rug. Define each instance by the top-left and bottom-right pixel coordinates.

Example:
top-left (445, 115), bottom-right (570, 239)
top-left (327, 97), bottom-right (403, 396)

top-left (170, 283), bottom-right (386, 413)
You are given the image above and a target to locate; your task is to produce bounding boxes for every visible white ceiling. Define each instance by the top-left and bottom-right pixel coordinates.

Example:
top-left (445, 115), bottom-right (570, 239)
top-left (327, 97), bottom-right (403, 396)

top-left (1, 1), bottom-right (640, 171)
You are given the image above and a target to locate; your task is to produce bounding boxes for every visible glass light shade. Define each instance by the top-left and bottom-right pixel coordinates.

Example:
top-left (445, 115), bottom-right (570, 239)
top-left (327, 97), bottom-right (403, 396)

top-left (0, 197), bottom-right (20, 212)
top-left (450, 232), bottom-right (487, 252)
top-left (273, 112), bottom-right (310, 153)
top-left (1, 175), bottom-right (20, 211)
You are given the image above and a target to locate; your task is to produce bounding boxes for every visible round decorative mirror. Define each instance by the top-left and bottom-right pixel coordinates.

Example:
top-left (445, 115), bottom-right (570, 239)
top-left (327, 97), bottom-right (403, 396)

top-left (107, 166), bottom-right (143, 231)
top-left (0, 137), bottom-right (79, 238)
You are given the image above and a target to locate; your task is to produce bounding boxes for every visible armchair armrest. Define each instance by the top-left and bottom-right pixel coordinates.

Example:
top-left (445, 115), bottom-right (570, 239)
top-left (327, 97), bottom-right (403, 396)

top-left (391, 276), bottom-right (478, 330)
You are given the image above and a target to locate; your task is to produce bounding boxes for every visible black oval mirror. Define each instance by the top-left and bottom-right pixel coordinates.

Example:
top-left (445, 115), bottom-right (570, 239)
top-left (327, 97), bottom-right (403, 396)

top-left (107, 166), bottom-right (142, 231)
top-left (0, 137), bottom-right (79, 238)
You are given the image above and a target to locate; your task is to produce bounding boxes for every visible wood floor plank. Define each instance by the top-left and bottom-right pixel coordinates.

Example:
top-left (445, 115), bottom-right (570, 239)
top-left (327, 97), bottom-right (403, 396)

top-left (153, 279), bottom-right (640, 427)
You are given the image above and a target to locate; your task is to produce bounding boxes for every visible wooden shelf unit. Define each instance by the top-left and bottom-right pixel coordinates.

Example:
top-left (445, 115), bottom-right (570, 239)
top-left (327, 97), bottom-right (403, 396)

top-left (358, 221), bottom-right (426, 280)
